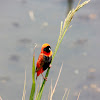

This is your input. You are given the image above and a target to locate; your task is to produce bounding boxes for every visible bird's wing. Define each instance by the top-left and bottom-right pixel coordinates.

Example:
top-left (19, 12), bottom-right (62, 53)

top-left (35, 54), bottom-right (44, 72)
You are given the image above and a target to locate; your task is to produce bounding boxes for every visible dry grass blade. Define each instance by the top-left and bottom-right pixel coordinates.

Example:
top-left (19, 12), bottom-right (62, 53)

top-left (77, 92), bottom-right (81, 100)
top-left (22, 69), bottom-right (26, 100)
top-left (48, 86), bottom-right (51, 100)
top-left (0, 96), bottom-right (3, 100)
top-left (66, 89), bottom-right (70, 100)
top-left (48, 79), bottom-right (53, 100)
top-left (62, 88), bottom-right (68, 100)
top-left (50, 63), bottom-right (63, 100)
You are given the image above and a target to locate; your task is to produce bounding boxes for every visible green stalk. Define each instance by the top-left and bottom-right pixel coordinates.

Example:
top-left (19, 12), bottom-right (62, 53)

top-left (29, 47), bottom-right (36, 100)
top-left (36, 0), bottom-right (90, 99)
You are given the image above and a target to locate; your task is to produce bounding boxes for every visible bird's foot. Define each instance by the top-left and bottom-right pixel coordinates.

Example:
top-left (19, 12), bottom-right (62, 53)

top-left (43, 77), bottom-right (47, 81)
top-left (41, 73), bottom-right (47, 81)
top-left (49, 64), bottom-right (52, 68)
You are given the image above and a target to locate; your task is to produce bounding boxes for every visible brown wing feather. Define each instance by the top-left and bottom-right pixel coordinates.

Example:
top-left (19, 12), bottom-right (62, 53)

top-left (35, 54), bottom-right (44, 72)
top-left (35, 61), bottom-right (44, 72)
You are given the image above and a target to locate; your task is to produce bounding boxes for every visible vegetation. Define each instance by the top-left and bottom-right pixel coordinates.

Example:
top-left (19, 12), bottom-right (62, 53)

top-left (22, 0), bottom-right (90, 100)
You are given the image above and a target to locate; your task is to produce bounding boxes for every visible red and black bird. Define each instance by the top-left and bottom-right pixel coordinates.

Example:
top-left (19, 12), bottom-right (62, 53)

top-left (35, 43), bottom-right (52, 80)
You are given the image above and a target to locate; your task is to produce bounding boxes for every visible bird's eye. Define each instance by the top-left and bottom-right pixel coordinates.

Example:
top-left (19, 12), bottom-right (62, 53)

top-left (43, 46), bottom-right (51, 53)
top-left (49, 47), bottom-right (51, 51)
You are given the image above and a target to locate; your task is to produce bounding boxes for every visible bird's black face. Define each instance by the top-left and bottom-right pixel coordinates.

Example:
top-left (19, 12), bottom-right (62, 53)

top-left (43, 46), bottom-right (51, 53)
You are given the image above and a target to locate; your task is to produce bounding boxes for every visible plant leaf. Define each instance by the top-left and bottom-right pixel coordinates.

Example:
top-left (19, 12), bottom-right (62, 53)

top-left (29, 44), bottom-right (36, 100)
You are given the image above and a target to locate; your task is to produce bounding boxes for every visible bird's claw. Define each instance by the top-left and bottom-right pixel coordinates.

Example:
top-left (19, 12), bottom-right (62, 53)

top-left (43, 77), bottom-right (47, 81)
top-left (49, 64), bottom-right (52, 68)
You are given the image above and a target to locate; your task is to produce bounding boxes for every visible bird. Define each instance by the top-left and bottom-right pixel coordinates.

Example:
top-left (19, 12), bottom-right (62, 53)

top-left (35, 43), bottom-right (52, 81)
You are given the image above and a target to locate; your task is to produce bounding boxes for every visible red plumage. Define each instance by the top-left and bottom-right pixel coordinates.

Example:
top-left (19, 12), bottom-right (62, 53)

top-left (35, 43), bottom-right (52, 80)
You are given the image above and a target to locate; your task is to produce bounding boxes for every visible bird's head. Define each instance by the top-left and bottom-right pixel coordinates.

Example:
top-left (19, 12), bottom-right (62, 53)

top-left (41, 43), bottom-right (52, 56)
